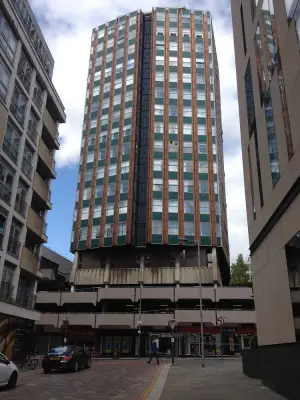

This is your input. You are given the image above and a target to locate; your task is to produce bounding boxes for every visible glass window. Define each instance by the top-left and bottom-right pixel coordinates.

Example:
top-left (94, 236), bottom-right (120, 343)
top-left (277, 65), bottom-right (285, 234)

top-left (0, 12), bottom-right (17, 61)
top-left (183, 106), bottom-right (192, 117)
top-left (153, 178), bottom-right (163, 191)
top-left (156, 72), bottom-right (164, 82)
top-left (110, 146), bottom-right (118, 158)
top-left (183, 142), bottom-right (193, 154)
top-left (152, 220), bottom-right (162, 235)
top-left (121, 161), bottom-right (130, 174)
top-left (3, 119), bottom-right (21, 164)
top-left (0, 160), bottom-right (14, 203)
top-left (154, 140), bottom-right (163, 152)
top-left (168, 221), bottom-right (178, 235)
top-left (22, 144), bottom-right (34, 178)
top-left (10, 84), bottom-right (27, 126)
top-left (122, 142), bottom-right (130, 155)
top-left (215, 202), bottom-right (220, 216)
top-left (184, 221), bottom-right (194, 236)
top-left (81, 207), bottom-right (89, 220)
top-left (197, 109), bottom-right (206, 118)
top-left (94, 205), bottom-right (102, 218)
top-left (85, 169), bottom-right (93, 182)
top-left (155, 122), bottom-right (164, 133)
top-left (106, 202), bottom-right (114, 216)
top-left (184, 180), bottom-right (193, 193)
top-left (199, 161), bottom-right (208, 173)
top-left (153, 199), bottom-right (162, 212)
top-left (107, 182), bottom-right (116, 196)
top-left (183, 160), bottom-right (193, 173)
top-left (201, 222), bottom-right (211, 236)
top-left (198, 143), bottom-right (207, 154)
top-left (168, 200), bottom-right (178, 213)
top-left (87, 152), bottom-right (94, 163)
top-left (169, 73), bottom-right (177, 82)
top-left (168, 159), bottom-right (178, 172)
top-left (95, 185), bottom-right (103, 198)
top-left (83, 188), bottom-right (91, 200)
top-left (79, 226), bottom-right (88, 240)
top-left (104, 223), bottom-right (113, 237)
top-left (97, 167), bottom-right (105, 179)
top-left (120, 180), bottom-right (128, 193)
top-left (184, 200), bottom-right (194, 214)
top-left (118, 222), bottom-right (126, 236)
top-left (155, 87), bottom-right (164, 98)
top-left (154, 159), bottom-right (163, 171)
top-left (99, 149), bottom-right (106, 160)
top-left (91, 224), bottom-right (100, 239)
top-left (119, 200), bottom-right (128, 214)
top-left (214, 181), bottom-right (219, 194)
top-left (0, 56), bottom-right (10, 100)
top-left (169, 179), bottom-right (178, 192)
top-left (200, 180), bottom-right (209, 193)
top-left (169, 105), bottom-right (177, 117)
top-left (200, 201), bottom-right (210, 214)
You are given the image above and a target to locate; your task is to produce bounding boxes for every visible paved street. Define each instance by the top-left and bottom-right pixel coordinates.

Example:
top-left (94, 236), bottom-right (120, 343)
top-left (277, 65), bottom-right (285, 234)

top-left (1, 359), bottom-right (286, 399)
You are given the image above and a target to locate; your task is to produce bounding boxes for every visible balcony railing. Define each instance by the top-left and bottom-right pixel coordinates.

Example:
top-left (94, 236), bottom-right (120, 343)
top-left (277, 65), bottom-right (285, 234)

top-left (21, 158), bottom-right (33, 180)
top-left (2, 137), bottom-right (18, 164)
top-left (27, 121), bottom-right (38, 144)
top-left (16, 290), bottom-right (36, 310)
top-left (7, 236), bottom-right (21, 258)
top-left (0, 182), bottom-right (11, 204)
top-left (14, 197), bottom-right (27, 217)
top-left (17, 64), bottom-right (31, 93)
top-left (0, 282), bottom-right (13, 302)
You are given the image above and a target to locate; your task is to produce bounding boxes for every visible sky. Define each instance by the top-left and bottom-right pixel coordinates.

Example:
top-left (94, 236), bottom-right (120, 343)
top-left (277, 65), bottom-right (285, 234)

top-left (28, 0), bottom-right (249, 264)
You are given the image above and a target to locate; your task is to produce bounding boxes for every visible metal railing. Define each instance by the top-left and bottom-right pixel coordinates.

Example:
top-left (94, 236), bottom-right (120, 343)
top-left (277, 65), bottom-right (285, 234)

top-left (0, 282), bottom-right (13, 301)
top-left (27, 120), bottom-right (38, 144)
top-left (16, 290), bottom-right (36, 310)
top-left (7, 236), bottom-right (21, 258)
top-left (17, 64), bottom-right (31, 92)
top-left (2, 137), bottom-right (18, 163)
top-left (14, 197), bottom-right (27, 217)
top-left (21, 158), bottom-right (33, 180)
top-left (0, 182), bottom-right (11, 204)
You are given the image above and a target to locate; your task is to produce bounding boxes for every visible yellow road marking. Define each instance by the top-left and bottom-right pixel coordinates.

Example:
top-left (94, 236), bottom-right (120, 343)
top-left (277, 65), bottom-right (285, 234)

top-left (139, 365), bottom-right (165, 400)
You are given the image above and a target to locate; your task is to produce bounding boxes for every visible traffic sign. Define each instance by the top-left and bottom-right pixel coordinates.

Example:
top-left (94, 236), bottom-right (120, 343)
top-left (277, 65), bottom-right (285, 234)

top-left (168, 319), bottom-right (178, 330)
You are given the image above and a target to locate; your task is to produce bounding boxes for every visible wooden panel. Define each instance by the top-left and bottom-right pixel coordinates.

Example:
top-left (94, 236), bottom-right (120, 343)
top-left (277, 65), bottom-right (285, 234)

top-left (86, 27), bottom-right (108, 248)
top-left (74, 30), bottom-right (99, 248)
top-left (203, 13), bottom-right (217, 246)
top-left (191, 13), bottom-right (200, 243)
top-left (113, 16), bottom-right (130, 245)
top-left (177, 9), bottom-right (184, 240)
top-left (126, 12), bottom-right (141, 244)
top-left (146, 9), bottom-right (156, 242)
top-left (99, 23), bottom-right (119, 246)
top-left (162, 9), bottom-right (170, 244)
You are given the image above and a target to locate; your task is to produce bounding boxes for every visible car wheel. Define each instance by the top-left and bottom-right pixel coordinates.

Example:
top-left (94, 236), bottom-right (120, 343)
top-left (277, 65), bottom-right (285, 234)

top-left (85, 358), bottom-right (91, 369)
top-left (43, 368), bottom-right (51, 374)
top-left (73, 361), bottom-right (79, 372)
top-left (7, 371), bottom-right (18, 389)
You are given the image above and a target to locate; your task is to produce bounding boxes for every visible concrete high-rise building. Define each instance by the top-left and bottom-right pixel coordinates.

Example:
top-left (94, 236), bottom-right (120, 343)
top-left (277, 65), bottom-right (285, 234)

top-left (71, 7), bottom-right (230, 285)
top-left (231, 0), bottom-right (300, 393)
top-left (0, 0), bottom-right (65, 358)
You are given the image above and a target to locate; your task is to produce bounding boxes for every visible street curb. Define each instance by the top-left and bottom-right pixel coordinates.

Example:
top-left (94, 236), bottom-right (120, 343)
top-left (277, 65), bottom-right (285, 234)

top-left (138, 364), bottom-right (166, 400)
top-left (146, 364), bottom-right (170, 400)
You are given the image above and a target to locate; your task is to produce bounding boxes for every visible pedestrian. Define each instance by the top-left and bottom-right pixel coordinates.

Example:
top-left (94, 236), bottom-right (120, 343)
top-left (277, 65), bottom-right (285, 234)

top-left (147, 338), bottom-right (159, 364)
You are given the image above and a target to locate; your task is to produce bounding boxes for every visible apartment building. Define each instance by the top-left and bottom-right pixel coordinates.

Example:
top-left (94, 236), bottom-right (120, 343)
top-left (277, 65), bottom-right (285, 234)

top-left (0, 0), bottom-right (65, 360)
top-left (28, 7), bottom-right (256, 358)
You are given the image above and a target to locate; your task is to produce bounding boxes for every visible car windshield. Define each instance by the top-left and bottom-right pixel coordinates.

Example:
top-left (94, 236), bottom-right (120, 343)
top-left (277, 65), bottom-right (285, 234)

top-left (48, 346), bottom-right (73, 355)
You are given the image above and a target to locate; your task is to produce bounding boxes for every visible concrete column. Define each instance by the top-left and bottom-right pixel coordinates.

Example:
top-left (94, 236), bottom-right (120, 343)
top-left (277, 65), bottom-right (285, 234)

top-left (175, 254), bottom-right (180, 286)
top-left (104, 257), bottom-right (110, 287)
top-left (139, 255), bottom-right (144, 283)
top-left (69, 251), bottom-right (79, 283)
top-left (12, 266), bottom-right (20, 299)
top-left (212, 247), bottom-right (218, 283)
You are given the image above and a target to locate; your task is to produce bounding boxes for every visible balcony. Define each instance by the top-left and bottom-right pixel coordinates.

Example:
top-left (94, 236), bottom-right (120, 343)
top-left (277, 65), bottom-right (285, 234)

top-left (38, 139), bottom-right (56, 178)
top-left (27, 120), bottom-right (38, 145)
top-left (16, 289), bottom-right (36, 310)
top-left (20, 246), bottom-right (39, 275)
top-left (7, 236), bottom-right (21, 258)
top-left (0, 182), bottom-right (11, 204)
top-left (140, 312), bottom-right (173, 327)
top-left (27, 208), bottom-right (48, 242)
top-left (61, 292), bottom-right (97, 305)
top-left (21, 158), bottom-right (33, 180)
top-left (96, 313), bottom-right (133, 328)
top-left (0, 282), bottom-right (13, 302)
top-left (14, 197), bottom-right (27, 217)
top-left (33, 172), bottom-right (52, 209)
top-left (2, 137), bottom-right (18, 164)
top-left (36, 292), bottom-right (61, 305)
top-left (43, 108), bottom-right (60, 149)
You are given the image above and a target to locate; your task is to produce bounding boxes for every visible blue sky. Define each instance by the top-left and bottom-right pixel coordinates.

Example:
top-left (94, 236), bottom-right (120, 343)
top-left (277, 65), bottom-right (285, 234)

top-left (29, 0), bottom-right (248, 263)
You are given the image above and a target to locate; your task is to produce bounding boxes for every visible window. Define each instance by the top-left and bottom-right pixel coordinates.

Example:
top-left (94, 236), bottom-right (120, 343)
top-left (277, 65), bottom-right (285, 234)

top-left (215, 202), bottom-right (220, 216)
top-left (27, 110), bottom-right (39, 144)
top-left (97, 167), bottom-right (104, 179)
top-left (0, 160), bottom-right (13, 204)
top-left (198, 143), bottom-right (207, 154)
top-left (183, 106), bottom-right (192, 117)
top-left (108, 164), bottom-right (117, 176)
top-left (182, 74), bottom-right (191, 84)
top-left (81, 207), bottom-right (89, 220)
top-left (95, 185), bottom-right (103, 198)
top-left (85, 169), bottom-right (93, 182)
top-left (107, 182), bottom-right (116, 196)
top-left (152, 220), bottom-right (162, 235)
top-left (118, 222), bottom-right (126, 236)
top-left (15, 179), bottom-right (27, 217)
top-left (7, 220), bottom-right (21, 257)
top-left (200, 201), bottom-right (210, 214)
top-left (184, 180), bottom-right (193, 193)
top-left (155, 104), bottom-right (164, 115)
top-left (154, 141), bottom-right (163, 152)
top-left (244, 61), bottom-right (255, 132)
top-left (184, 221), bottom-right (194, 236)
top-left (87, 152), bottom-right (94, 163)
top-left (169, 73), bottom-right (177, 82)
top-left (200, 222), bottom-right (211, 236)
top-left (94, 205), bottom-right (102, 218)
top-left (10, 83), bottom-right (27, 125)
top-left (91, 224), bottom-right (100, 239)
top-left (122, 143), bottom-right (130, 155)
top-left (168, 160), bottom-right (178, 172)
top-left (168, 200), bottom-right (178, 213)
top-left (153, 178), bottom-right (163, 192)
top-left (183, 160), bottom-right (193, 173)
top-left (0, 56), bottom-right (10, 100)
top-left (2, 120), bottom-right (21, 163)
top-left (184, 200), bottom-right (194, 214)
top-left (168, 221), bottom-right (178, 235)
top-left (155, 87), bottom-right (164, 98)
top-left (120, 181), bottom-right (128, 193)
top-left (83, 188), bottom-right (91, 200)
top-left (22, 144), bottom-right (34, 179)
top-left (153, 199), bottom-right (162, 212)
top-left (121, 161), bottom-right (130, 174)
top-left (200, 180), bottom-right (209, 194)
top-left (119, 200), bottom-right (127, 214)
top-left (183, 90), bottom-right (191, 100)
top-left (106, 202), bottom-right (114, 216)
top-left (17, 51), bottom-right (33, 92)
top-left (154, 159), bottom-right (163, 171)
top-left (33, 80), bottom-right (43, 111)
top-left (0, 12), bottom-right (17, 61)
top-left (79, 226), bottom-right (88, 241)
top-left (199, 162), bottom-right (208, 173)
top-left (99, 149), bottom-right (106, 160)
top-left (216, 223), bottom-right (222, 237)
top-left (214, 181), bottom-right (219, 195)
top-left (169, 179), bottom-right (178, 192)
top-left (197, 109), bottom-right (206, 118)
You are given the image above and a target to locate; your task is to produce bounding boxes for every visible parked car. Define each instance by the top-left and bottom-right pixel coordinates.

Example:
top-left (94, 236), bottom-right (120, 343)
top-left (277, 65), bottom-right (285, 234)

top-left (0, 352), bottom-right (18, 389)
top-left (42, 346), bottom-right (91, 373)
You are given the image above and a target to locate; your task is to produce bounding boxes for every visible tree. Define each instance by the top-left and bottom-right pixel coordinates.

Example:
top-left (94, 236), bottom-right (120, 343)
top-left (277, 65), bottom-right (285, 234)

top-left (230, 254), bottom-right (250, 286)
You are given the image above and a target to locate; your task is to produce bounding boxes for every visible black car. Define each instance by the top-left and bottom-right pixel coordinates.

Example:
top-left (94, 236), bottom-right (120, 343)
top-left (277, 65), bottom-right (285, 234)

top-left (42, 346), bottom-right (91, 373)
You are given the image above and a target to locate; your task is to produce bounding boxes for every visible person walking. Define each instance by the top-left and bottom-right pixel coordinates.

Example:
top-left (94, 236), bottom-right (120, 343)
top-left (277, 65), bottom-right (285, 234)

top-left (147, 338), bottom-right (159, 364)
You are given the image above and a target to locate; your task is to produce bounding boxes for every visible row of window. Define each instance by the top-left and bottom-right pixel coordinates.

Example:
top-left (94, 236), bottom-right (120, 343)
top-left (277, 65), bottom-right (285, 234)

top-left (155, 41), bottom-right (212, 54)
top-left (154, 104), bottom-right (215, 118)
top-left (155, 73), bottom-right (214, 85)
top-left (152, 220), bottom-right (220, 237)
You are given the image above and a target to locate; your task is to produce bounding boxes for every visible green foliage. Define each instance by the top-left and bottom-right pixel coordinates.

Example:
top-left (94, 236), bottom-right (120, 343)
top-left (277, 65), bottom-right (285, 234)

top-left (230, 253), bottom-right (250, 286)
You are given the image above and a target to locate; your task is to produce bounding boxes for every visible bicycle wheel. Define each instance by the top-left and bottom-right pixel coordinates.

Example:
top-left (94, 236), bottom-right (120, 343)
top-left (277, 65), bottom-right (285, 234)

top-left (28, 358), bottom-right (38, 370)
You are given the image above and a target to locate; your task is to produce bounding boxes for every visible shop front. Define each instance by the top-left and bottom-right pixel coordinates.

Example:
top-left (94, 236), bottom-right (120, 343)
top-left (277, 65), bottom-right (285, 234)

top-left (0, 312), bottom-right (34, 361)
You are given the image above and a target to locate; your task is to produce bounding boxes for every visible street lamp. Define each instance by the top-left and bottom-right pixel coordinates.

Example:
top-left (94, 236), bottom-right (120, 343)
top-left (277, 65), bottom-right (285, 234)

top-left (137, 281), bottom-right (142, 359)
top-left (179, 237), bottom-right (205, 368)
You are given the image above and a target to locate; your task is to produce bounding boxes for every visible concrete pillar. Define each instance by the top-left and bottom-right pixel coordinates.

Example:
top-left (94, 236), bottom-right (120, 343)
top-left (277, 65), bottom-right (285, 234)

top-left (139, 255), bottom-right (144, 283)
top-left (12, 267), bottom-right (20, 299)
top-left (212, 247), bottom-right (219, 283)
top-left (104, 257), bottom-right (110, 287)
top-left (69, 251), bottom-right (79, 283)
top-left (175, 254), bottom-right (180, 286)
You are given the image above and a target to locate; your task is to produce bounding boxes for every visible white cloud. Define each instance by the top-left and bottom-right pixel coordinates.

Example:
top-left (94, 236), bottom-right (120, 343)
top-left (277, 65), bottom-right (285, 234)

top-left (29, 0), bottom-right (249, 262)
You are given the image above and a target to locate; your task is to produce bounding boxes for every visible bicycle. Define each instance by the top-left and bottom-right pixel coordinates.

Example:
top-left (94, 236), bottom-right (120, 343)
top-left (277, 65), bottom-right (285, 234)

top-left (20, 353), bottom-right (39, 370)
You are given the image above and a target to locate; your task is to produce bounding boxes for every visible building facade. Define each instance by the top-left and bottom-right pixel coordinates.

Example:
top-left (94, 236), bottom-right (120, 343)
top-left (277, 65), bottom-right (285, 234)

top-left (231, 0), bottom-right (300, 348)
top-left (0, 0), bottom-right (65, 360)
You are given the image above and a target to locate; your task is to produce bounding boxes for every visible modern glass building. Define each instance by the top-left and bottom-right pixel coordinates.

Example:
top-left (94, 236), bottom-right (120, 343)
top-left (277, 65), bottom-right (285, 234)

top-left (71, 7), bottom-right (230, 285)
